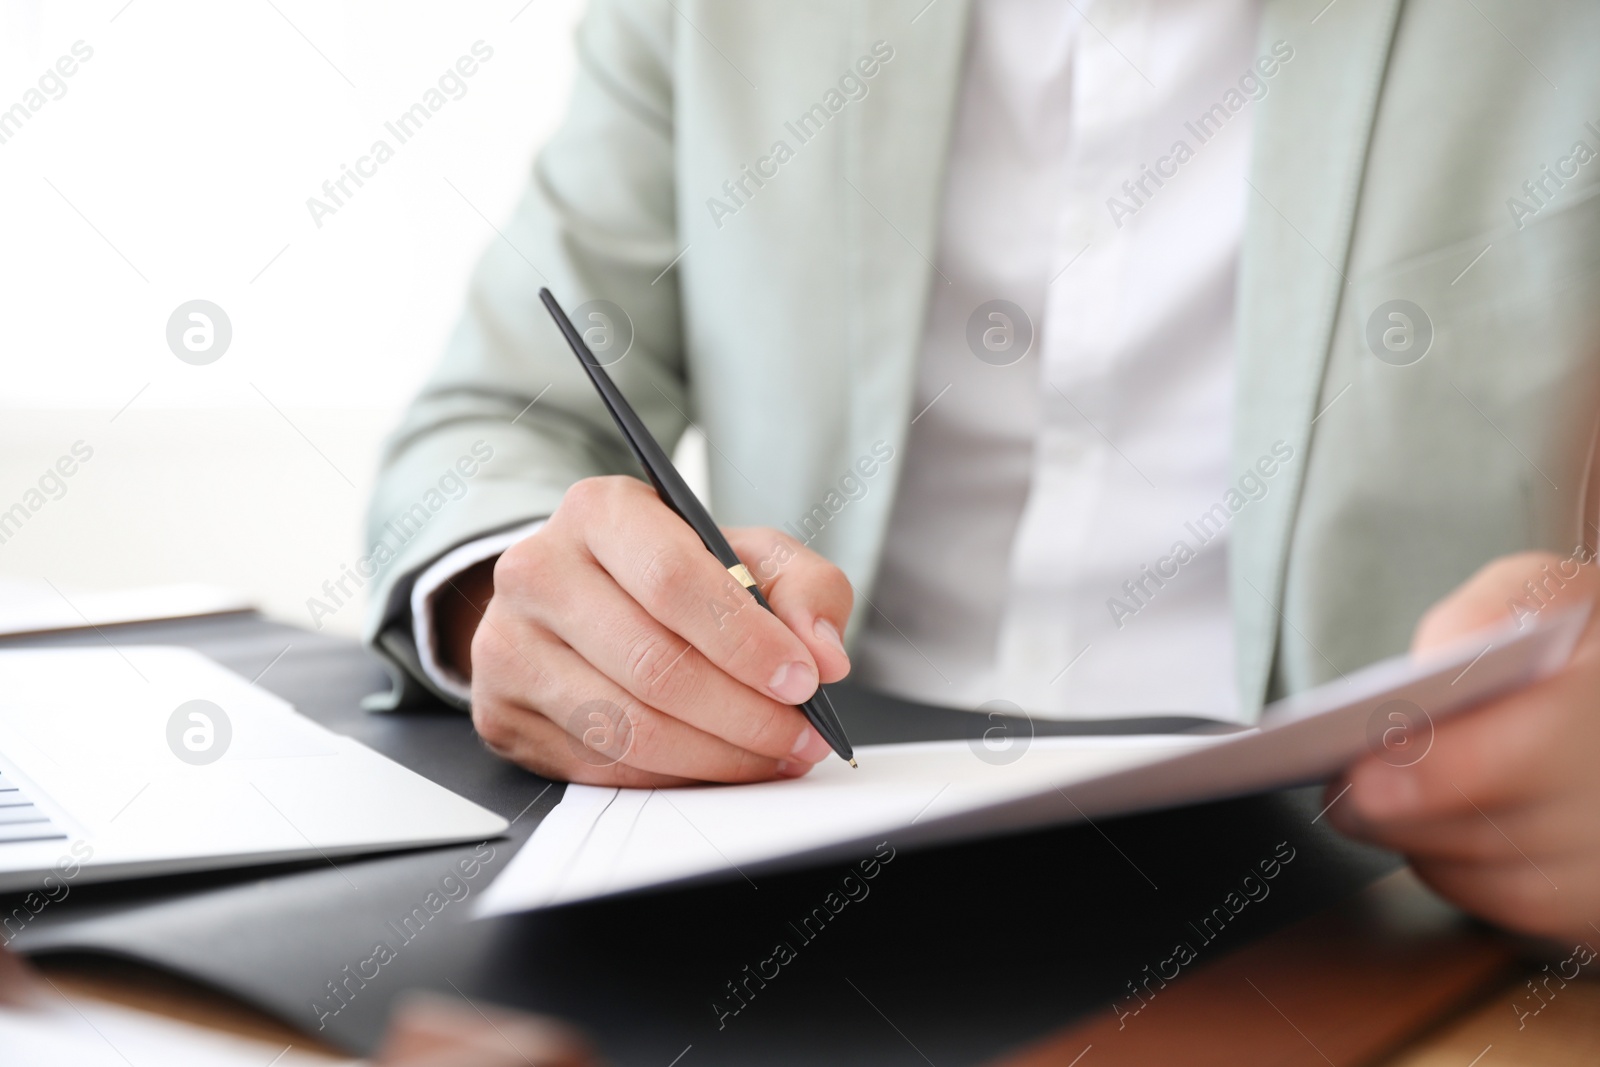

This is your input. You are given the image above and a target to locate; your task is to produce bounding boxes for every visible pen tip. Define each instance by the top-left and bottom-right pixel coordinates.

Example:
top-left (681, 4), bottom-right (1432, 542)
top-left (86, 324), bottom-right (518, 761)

top-left (848, 758), bottom-right (859, 768)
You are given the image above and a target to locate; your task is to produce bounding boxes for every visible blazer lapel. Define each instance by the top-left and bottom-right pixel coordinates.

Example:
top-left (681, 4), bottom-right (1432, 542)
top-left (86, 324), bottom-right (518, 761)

top-left (837, 0), bottom-right (972, 613)
top-left (1232, 0), bottom-right (1404, 712)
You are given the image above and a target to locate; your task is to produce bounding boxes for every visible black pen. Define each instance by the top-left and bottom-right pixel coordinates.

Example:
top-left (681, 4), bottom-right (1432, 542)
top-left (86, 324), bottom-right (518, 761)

top-left (539, 288), bottom-right (857, 767)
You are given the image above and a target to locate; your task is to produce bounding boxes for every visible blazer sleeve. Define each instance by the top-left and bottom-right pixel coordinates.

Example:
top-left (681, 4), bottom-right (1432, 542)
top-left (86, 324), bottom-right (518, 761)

top-left (360, 0), bottom-right (685, 708)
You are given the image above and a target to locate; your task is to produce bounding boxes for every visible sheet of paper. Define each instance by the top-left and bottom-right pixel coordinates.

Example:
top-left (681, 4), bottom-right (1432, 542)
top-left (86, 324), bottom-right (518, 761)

top-left (474, 734), bottom-right (1224, 914)
top-left (475, 604), bottom-right (1590, 916)
top-left (0, 578), bottom-right (253, 637)
top-left (1, 994), bottom-right (356, 1067)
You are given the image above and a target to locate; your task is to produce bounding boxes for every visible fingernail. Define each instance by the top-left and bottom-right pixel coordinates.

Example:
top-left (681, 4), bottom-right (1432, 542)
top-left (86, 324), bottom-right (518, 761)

top-left (769, 660), bottom-right (818, 705)
top-left (776, 760), bottom-right (812, 779)
top-left (1357, 767), bottom-right (1419, 817)
top-left (790, 725), bottom-right (832, 763)
top-left (814, 618), bottom-right (846, 657)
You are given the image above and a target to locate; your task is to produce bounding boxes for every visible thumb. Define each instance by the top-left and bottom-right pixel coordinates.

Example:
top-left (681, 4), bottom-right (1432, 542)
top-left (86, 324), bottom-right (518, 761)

top-left (1412, 549), bottom-right (1598, 653)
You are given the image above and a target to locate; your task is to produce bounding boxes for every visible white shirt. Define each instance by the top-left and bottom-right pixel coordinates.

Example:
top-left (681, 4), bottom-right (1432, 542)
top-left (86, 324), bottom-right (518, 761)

top-left (416, 0), bottom-right (1263, 717)
top-left (853, 0), bottom-right (1260, 719)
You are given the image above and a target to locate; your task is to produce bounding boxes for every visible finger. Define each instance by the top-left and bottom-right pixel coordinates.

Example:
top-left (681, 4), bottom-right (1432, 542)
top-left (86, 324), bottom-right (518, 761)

top-left (468, 617), bottom-right (693, 787)
top-left (1407, 857), bottom-right (1577, 941)
top-left (727, 526), bottom-right (854, 683)
top-left (1412, 550), bottom-right (1599, 653)
top-left (532, 555), bottom-right (832, 763)
top-left (1348, 548), bottom-right (1600, 821)
top-left (563, 477), bottom-right (822, 706)
top-left (1344, 658), bottom-right (1593, 824)
top-left (1327, 794), bottom-right (1587, 865)
top-left (473, 695), bottom-right (692, 788)
top-left (513, 635), bottom-right (812, 783)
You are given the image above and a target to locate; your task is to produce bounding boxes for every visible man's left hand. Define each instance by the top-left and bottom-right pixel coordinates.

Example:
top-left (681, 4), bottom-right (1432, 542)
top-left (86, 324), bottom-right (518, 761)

top-left (1327, 550), bottom-right (1600, 943)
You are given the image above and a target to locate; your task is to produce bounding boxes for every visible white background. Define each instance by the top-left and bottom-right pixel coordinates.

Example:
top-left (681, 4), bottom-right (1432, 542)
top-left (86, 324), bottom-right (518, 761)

top-left (0, 0), bottom-right (711, 637)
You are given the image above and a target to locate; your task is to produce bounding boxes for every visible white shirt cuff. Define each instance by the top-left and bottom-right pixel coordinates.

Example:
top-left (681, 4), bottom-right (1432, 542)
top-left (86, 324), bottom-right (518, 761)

top-left (410, 519), bottom-right (548, 704)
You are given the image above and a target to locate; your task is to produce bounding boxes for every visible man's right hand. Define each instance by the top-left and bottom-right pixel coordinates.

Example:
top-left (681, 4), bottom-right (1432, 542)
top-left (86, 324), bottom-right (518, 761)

top-left (437, 476), bottom-right (854, 786)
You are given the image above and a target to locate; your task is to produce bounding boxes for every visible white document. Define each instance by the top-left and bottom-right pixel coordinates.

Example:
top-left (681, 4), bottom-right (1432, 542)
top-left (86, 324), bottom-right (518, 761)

top-left (0, 995), bottom-right (356, 1067)
top-left (0, 579), bottom-right (253, 637)
top-left (474, 734), bottom-right (1225, 915)
top-left (476, 605), bottom-right (1589, 916)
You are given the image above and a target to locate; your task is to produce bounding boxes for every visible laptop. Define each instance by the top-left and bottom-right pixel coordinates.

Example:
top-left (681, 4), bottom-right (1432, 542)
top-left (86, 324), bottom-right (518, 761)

top-left (0, 645), bottom-right (508, 892)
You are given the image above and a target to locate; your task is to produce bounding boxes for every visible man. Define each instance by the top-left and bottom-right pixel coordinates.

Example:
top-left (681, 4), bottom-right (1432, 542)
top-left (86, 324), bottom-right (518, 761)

top-left (364, 0), bottom-right (1600, 942)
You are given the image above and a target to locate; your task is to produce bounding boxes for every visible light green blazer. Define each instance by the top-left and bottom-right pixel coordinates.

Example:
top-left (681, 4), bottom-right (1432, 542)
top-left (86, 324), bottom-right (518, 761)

top-left (364, 0), bottom-right (1600, 716)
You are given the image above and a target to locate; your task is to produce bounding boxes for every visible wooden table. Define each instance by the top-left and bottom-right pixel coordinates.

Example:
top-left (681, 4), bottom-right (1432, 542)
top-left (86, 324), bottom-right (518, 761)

top-left (32, 869), bottom-right (1600, 1066)
top-left (32, 955), bottom-right (350, 1062)
top-left (996, 869), bottom-right (1600, 1066)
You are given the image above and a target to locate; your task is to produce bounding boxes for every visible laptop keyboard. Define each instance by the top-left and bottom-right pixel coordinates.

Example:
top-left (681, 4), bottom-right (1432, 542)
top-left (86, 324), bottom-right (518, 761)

top-left (0, 768), bottom-right (67, 845)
